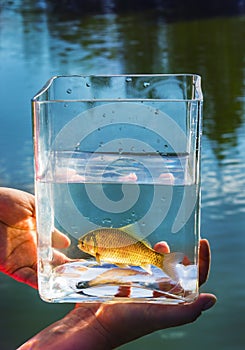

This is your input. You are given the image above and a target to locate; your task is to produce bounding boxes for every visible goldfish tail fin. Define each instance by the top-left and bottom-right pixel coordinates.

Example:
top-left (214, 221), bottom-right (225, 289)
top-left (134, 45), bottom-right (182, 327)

top-left (162, 252), bottom-right (184, 282)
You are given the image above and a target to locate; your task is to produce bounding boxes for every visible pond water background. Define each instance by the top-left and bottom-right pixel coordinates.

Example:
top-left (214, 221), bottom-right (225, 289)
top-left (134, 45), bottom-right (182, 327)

top-left (0, 1), bottom-right (245, 349)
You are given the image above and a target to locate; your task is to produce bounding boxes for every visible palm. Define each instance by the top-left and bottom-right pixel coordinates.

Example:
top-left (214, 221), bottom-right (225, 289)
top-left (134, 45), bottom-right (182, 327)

top-left (21, 238), bottom-right (214, 349)
top-left (0, 188), bottom-right (70, 288)
top-left (0, 188), bottom-right (38, 287)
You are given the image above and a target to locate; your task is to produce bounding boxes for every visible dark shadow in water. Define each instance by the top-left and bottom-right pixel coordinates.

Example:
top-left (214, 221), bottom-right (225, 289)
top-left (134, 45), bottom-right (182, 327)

top-left (46, 0), bottom-right (245, 20)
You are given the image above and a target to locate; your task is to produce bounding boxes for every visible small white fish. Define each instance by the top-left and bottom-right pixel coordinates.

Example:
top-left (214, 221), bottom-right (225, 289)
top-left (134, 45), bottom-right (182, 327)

top-left (76, 268), bottom-right (147, 289)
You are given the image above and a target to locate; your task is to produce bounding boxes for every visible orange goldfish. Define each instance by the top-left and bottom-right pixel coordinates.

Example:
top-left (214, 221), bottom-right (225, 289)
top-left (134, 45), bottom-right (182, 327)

top-left (78, 225), bottom-right (183, 281)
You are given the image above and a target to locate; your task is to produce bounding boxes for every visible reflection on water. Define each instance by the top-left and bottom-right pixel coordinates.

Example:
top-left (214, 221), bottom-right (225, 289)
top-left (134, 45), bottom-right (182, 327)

top-left (0, 1), bottom-right (245, 349)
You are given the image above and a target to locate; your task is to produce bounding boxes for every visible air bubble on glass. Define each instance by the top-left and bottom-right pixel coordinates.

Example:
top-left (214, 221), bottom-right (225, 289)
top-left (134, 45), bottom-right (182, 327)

top-left (75, 142), bottom-right (80, 150)
top-left (102, 218), bottom-right (112, 225)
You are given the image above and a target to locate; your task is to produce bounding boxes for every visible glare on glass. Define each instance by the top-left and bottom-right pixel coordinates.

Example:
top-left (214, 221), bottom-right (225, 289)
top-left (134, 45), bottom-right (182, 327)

top-left (32, 74), bottom-right (203, 304)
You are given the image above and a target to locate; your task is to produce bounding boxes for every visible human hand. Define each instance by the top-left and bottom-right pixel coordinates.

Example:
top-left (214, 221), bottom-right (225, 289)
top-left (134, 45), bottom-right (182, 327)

top-left (0, 187), bottom-right (70, 288)
top-left (0, 188), bottom-right (216, 349)
top-left (18, 239), bottom-right (216, 350)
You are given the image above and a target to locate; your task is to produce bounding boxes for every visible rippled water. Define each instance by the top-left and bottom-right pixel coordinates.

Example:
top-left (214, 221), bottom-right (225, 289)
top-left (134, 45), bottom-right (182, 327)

top-left (0, 1), bottom-right (245, 349)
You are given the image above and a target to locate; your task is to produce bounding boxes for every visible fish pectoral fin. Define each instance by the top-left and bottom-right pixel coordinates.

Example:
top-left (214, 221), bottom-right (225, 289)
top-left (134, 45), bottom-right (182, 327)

top-left (115, 263), bottom-right (130, 269)
top-left (95, 253), bottom-right (101, 264)
top-left (140, 264), bottom-right (152, 274)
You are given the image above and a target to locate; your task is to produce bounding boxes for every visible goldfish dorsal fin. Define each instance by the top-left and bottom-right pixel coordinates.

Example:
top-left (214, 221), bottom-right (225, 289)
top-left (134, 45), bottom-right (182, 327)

top-left (120, 223), bottom-right (152, 247)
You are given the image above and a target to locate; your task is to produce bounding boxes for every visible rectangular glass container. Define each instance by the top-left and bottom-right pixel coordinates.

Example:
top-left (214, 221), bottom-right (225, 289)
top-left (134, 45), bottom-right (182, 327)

top-left (32, 74), bottom-right (203, 304)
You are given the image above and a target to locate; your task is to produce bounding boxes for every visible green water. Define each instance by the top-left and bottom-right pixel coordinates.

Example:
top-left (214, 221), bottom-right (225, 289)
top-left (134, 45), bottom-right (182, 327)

top-left (0, 1), bottom-right (245, 349)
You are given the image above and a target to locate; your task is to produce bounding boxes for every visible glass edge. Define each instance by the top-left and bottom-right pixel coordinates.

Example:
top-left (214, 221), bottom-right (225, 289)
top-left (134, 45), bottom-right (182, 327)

top-left (32, 73), bottom-right (203, 103)
top-left (194, 75), bottom-right (203, 101)
top-left (32, 75), bottom-right (58, 102)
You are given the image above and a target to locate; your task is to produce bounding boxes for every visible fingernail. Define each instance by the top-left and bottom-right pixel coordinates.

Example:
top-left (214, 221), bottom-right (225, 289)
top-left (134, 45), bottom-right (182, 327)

top-left (202, 297), bottom-right (217, 311)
